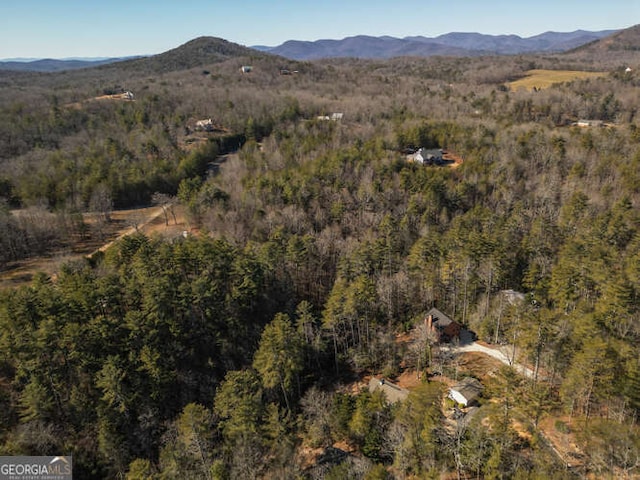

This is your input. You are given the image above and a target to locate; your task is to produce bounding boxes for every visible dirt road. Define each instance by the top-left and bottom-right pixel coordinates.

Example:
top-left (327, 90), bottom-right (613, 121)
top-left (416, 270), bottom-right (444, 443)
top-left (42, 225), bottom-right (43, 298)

top-left (91, 206), bottom-right (165, 255)
top-left (0, 205), bottom-right (182, 288)
top-left (442, 337), bottom-right (538, 380)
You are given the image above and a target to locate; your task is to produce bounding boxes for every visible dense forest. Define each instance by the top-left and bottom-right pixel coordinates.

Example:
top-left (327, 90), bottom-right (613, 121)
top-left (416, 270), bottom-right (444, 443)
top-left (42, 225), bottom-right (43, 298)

top-left (1, 33), bottom-right (640, 478)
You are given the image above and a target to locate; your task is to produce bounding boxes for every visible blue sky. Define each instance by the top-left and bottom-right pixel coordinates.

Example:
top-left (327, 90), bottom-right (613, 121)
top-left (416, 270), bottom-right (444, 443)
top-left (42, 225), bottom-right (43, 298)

top-left (1, 0), bottom-right (638, 59)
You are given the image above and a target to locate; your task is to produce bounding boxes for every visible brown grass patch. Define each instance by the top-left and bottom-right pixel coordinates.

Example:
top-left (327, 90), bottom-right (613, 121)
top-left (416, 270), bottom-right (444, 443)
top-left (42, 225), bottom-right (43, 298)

top-left (443, 150), bottom-right (464, 168)
top-left (457, 351), bottom-right (504, 380)
top-left (509, 69), bottom-right (608, 91)
top-left (394, 370), bottom-right (423, 389)
top-left (537, 415), bottom-right (586, 468)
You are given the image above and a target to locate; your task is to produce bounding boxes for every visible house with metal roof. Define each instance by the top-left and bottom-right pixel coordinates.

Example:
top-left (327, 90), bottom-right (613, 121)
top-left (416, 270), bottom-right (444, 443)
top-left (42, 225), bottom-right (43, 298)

top-left (368, 377), bottom-right (409, 404)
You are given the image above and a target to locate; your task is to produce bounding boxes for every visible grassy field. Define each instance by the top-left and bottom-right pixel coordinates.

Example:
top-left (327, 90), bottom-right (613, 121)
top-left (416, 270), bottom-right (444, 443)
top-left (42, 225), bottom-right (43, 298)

top-left (509, 69), bottom-right (608, 91)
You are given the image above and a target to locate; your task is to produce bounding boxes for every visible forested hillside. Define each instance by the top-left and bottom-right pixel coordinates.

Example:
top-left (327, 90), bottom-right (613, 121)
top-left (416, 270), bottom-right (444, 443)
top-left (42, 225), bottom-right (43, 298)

top-left (1, 35), bottom-right (639, 479)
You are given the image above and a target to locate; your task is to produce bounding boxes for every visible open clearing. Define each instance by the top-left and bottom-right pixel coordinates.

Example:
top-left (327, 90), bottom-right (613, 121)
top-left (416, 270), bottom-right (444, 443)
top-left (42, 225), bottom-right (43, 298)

top-left (66, 93), bottom-right (135, 109)
top-left (0, 205), bottom-right (188, 289)
top-left (509, 69), bottom-right (608, 91)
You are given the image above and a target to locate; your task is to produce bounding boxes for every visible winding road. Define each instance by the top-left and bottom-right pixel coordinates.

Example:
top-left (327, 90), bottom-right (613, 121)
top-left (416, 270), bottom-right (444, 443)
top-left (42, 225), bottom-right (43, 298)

top-left (442, 334), bottom-right (538, 380)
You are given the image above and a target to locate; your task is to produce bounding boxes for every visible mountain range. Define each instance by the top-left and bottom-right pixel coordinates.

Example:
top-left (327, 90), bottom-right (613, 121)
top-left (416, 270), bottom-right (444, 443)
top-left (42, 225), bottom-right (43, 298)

top-left (0, 27), bottom-right (632, 73)
top-left (253, 29), bottom-right (617, 60)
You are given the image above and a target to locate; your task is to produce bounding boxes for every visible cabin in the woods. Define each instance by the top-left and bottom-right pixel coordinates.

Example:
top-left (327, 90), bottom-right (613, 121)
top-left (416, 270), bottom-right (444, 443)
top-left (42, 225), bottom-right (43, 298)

top-left (449, 377), bottom-right (483, 407)
top-left (424, 307), bottom-right (461, 343)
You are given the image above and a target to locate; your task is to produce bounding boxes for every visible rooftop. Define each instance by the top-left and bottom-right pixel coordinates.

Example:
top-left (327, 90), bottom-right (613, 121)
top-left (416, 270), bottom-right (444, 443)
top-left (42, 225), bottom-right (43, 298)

top-left (368, 377), bottom-right (409, 404)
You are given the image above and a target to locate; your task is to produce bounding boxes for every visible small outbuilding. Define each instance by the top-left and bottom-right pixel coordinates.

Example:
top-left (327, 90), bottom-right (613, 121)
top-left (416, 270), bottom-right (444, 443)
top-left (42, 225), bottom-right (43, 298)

top-left (449, 377), bottom-right (483, 407)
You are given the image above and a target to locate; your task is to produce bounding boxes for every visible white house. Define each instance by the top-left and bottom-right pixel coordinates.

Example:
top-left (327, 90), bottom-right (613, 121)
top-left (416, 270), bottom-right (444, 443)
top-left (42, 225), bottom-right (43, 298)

top-left (449, 377), bottom-right (483, 407)
top-left (412, 147), bottom-right (443, 165)
top-left (240, 65), bottom-right (253, 73)
top-left (195, 118), bottom-right (214, 132)
top-left (317, 113), bottom-right (344, 121)
top-left (576, 119), bottom-right (604, 128)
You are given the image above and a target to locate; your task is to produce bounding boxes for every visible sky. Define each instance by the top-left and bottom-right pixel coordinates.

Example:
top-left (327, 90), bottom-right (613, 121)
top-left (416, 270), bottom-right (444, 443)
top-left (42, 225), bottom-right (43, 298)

top-left (1, 0), bottom-right (638, 59)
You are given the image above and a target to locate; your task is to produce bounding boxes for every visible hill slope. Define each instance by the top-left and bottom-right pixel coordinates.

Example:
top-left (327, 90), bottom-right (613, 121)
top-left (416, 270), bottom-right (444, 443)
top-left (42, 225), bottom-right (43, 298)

top-left (573, 23), bottom-right (640, 53)
top-left (113, 36), bottom-right (272, 74)
top-left (0, 37), bottom-right (291, 94)
top-left (565, 24), bottom-right (640, 65)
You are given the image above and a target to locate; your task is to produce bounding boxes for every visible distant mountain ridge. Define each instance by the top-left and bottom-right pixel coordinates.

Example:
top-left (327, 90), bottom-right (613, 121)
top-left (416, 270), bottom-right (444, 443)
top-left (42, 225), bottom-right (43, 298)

top-left (0, 56), bottom-right (144, 72)
top-left (254, 29), bottom-right (618, 59)
top-left (0, 27), bottom-right (630, 75)
top-left (254, 35), bottom-right (475, 60)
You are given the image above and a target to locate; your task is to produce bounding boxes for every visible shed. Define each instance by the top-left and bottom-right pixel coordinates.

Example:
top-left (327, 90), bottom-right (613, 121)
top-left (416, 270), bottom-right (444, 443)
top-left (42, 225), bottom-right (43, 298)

top-left (449, 377), bottom-right (483, 407)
